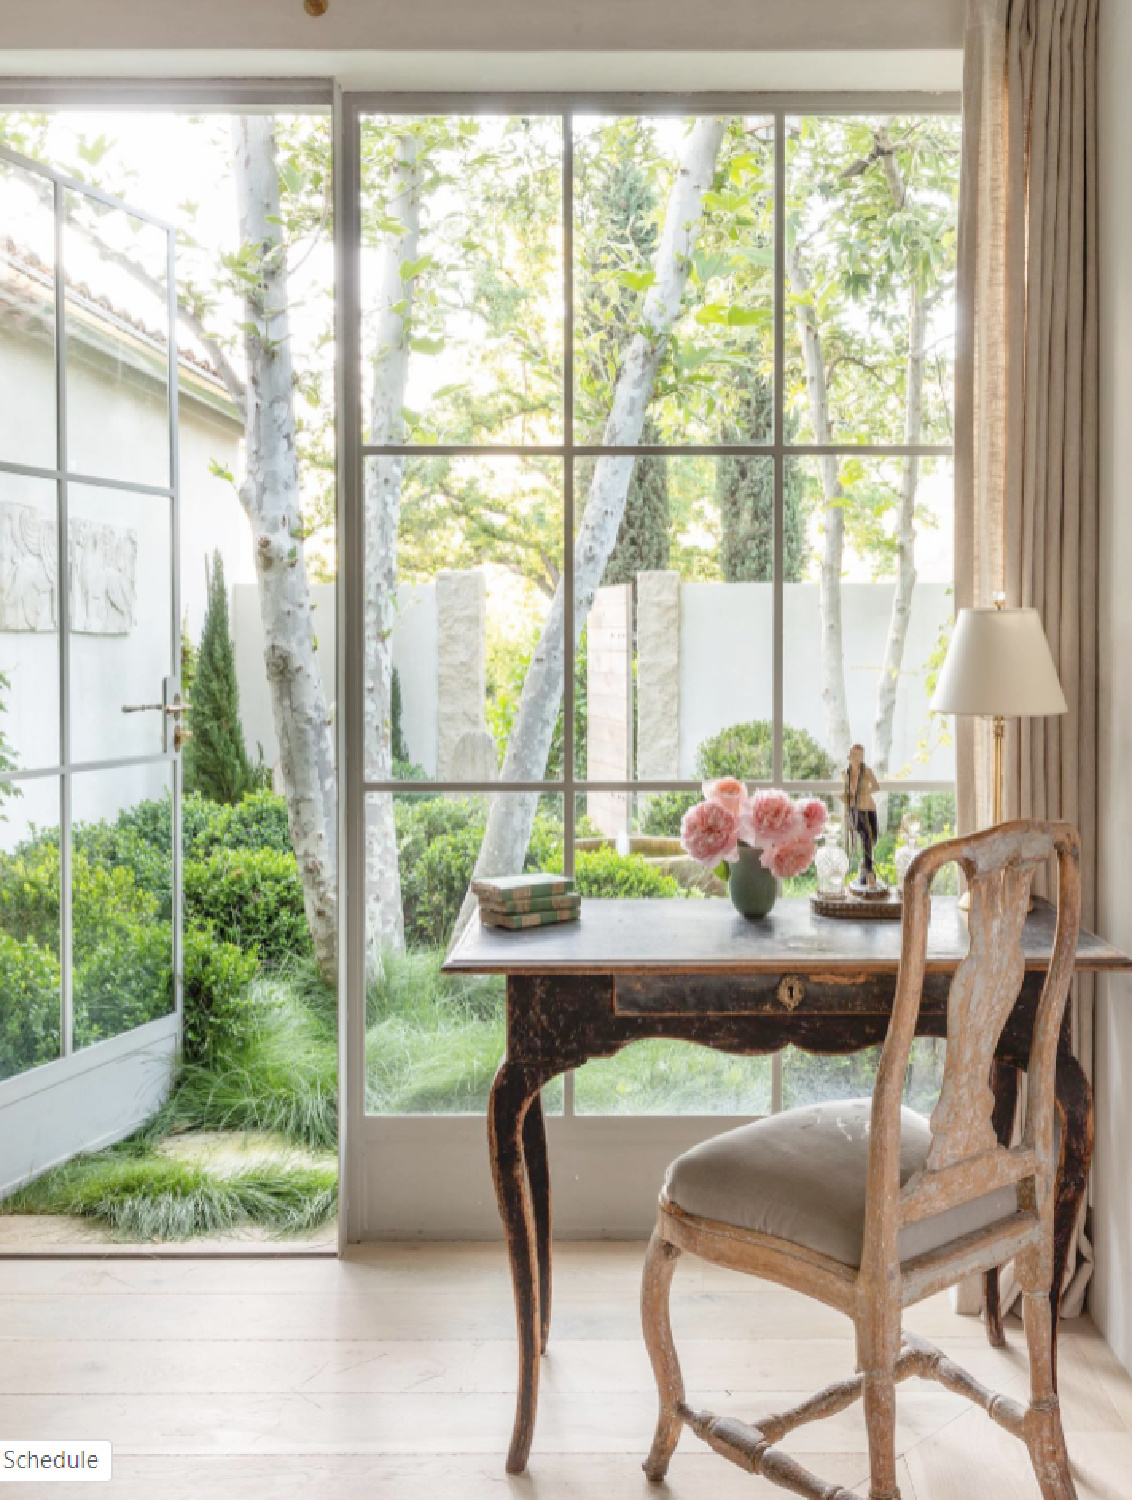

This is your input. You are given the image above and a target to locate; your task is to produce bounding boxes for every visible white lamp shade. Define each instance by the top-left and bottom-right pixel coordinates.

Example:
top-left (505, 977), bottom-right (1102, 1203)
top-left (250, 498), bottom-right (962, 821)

top-left (931, 607), bottom-right (1068, 718)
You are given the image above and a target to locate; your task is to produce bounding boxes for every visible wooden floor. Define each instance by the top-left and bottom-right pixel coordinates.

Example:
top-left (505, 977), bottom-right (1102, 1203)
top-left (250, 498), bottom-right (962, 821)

top-left (2, 1242), bottom-right (1132, 1497)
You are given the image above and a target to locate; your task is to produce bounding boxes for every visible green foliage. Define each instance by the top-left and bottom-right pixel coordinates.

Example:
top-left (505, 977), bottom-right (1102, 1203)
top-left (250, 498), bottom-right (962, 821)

top-left (391, 666), bottom-right (408, 762)
top-left (640, 719), bottom-right (836, 836)
top-left (188, 789), bottom-right (294, 859)
top-left (0, 931), bottom-right (60, 1081)
top-left (366, 947), bottom-right (508, 1113)
top-left (180, 926), bottom-right (260, 1065)
top-left (184, 552), bottom-right (268, 805)
top-left (73, 917), bottom-right (172, 1050)
top-left (487, 628), bottom-right (588, 782)
top-left (571, 847), bottom-right (679, 900)
top-left (596, 421), bottom-right (672, 587)
top-left (5, 1152), bottom-right (337, 1241)
top-left (717, 370), bottom-right (807, 582)
top-left (183, 848), bottom-right (312, 968)
top-left (160, 965), bottom-right (338, 1151)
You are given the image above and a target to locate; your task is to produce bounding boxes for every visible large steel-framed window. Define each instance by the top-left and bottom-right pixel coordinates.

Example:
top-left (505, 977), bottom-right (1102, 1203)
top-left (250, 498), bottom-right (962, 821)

top-left (344, 93), bottom-right (960, 1126)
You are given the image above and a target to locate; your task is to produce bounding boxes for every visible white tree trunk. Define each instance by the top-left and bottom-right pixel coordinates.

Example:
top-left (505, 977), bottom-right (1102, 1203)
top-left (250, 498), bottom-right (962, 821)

top-left (364, 135), bottom-right (422, 958)
top-left (452, 118), bottom-right (727, 940)
top-left (786, 242), bottom-right (852, 759)
top-left (872, 278), bottom-right (926, 776)
top-left (232, 117), bottom-right (338, 982)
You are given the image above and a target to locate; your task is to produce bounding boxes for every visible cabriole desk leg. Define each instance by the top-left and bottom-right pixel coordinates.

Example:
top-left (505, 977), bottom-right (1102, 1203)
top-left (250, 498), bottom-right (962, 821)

top-left (488, 1058), bottom-right (546, 1474)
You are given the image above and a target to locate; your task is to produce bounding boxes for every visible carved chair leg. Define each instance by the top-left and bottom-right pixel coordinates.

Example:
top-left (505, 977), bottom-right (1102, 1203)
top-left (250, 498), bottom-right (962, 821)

top-left (858, 1316), bottom-right (901, 1500)
top-left (641, 1223), bottom-right (685, 1483)
top-left (985, 1060), bottom-right (1020, 1348)
top-left (1021, 1291), bottom-right (1078, 1500)
top-left (522, 1090), bottom-right (553, 1355)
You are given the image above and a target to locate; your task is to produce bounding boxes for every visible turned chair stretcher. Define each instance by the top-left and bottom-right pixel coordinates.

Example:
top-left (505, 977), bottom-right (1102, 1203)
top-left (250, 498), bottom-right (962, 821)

top-left (641, 820), bottom-right (1082, 1500)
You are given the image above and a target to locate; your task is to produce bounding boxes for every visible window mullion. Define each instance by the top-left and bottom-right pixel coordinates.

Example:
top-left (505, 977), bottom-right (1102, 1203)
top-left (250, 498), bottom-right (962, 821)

top-left (772, 109), bottom-right (786, 788)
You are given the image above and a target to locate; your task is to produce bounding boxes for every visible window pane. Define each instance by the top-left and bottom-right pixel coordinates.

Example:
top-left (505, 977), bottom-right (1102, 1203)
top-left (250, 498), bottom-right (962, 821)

top-left (67, 483), bottom-right (172, 765)
top-left (784, 114), bottom-right (959, 447)
top-left (0, 774), bottom-right (62, 1081)
top-left (783, 1040), bottom-right (945, 1117)
top-left (576, 455), bottom-right (777, 802)
top-left (783, 455), bottom-right (955, 782)
top-left (72, 762), bottom-right (174, 1052)
top-left (0, 471), bottom-right (60, 772)
top-left (360, 114), bottom-right (563, 446)
top-left (63, 192), bottom-right (172, 489)
top-left (572, 793), bottom-right (772, 1115)
top-left (783, 788), bottom-right (957, 1112)
top-left (364, 455), bottom-right (563, 784)
top-left (574, 115), bottom-right (774, 447)
top-left (365, 790), bottom-right (564, 1115)
top-left (0, 155), bottom-right (57, 472)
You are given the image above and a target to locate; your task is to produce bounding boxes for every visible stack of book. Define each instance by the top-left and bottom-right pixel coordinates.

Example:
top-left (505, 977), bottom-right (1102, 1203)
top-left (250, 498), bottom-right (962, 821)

top-left (472, 874), bottom-right (580, 931)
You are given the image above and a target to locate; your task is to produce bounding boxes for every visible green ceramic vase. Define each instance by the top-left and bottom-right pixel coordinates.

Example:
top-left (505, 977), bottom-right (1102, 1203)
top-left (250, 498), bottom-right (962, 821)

top-left (728, 845), bottom-right (778, 919)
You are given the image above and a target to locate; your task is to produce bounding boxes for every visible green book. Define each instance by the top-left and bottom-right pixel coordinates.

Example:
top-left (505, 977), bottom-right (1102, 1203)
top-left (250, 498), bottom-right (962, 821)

top-left (478, 891), bottom-right (581, 918)
top-left (471, 873), bottom-right (575, 908)
top-left (479, 906), bottom-right (581, 931)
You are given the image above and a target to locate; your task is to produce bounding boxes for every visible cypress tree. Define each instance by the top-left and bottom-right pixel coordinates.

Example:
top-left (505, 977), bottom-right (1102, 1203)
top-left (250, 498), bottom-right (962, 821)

top-left (184, 552), bottom-right (258, 804)
top-left (717, 369), bottom-right (807, 582)
top-left (579, 136), bottom-right (672, 588)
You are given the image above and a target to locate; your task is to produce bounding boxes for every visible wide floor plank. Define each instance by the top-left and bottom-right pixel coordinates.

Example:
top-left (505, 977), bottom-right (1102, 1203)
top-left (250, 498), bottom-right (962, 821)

top-left (0, 1243), bottom-right (1127, 1498)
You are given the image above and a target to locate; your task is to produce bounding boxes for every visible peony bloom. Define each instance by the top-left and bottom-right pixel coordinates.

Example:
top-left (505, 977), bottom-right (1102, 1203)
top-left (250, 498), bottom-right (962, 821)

top-left (746, 788), bottom-right (801, 848)
top-left (798, 798), bottom-right (829, 838)
top-left (681, 799), bottom-right (740, 867)
top-left (762, 836), bottom-right (818, 880)
top-left (702, 776), bottom-right (748, 816)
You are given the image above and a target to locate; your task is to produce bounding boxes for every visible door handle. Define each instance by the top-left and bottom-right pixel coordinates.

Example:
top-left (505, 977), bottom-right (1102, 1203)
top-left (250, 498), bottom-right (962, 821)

top-left (121, 702), bottom-right (189, 715)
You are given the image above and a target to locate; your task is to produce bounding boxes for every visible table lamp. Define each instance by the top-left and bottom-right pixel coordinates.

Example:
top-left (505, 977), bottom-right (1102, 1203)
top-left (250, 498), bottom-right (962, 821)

top-left (931, 597), bottom-right (1068, 828)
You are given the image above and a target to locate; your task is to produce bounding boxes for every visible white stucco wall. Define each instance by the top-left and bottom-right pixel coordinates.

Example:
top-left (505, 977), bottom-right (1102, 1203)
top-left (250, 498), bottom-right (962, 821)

top-left (678, 580), bottom-right (954, 779)
top-left (1092, 0), bottom-right (1132, 1375)
top-left (0, 330), bottom-right (245, 846)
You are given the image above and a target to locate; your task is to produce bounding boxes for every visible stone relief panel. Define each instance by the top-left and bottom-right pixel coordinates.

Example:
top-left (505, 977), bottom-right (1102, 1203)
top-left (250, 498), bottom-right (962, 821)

top-left (0, 500), bottom-right (137, 635)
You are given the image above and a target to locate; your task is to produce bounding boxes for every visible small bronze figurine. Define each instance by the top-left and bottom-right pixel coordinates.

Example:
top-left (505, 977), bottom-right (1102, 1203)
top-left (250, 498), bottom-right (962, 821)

top-left (842, 744), bottom-right (886, 896)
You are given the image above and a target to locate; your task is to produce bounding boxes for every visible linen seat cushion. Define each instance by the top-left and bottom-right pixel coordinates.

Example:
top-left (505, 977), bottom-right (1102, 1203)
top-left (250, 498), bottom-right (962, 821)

top-left (663, 1099), bottom-right (1021, 1269)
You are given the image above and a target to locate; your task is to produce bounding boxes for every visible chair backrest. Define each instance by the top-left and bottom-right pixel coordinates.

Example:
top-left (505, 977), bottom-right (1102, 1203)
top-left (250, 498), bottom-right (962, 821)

top-left (860, 820), bottom-right (1081, 1284)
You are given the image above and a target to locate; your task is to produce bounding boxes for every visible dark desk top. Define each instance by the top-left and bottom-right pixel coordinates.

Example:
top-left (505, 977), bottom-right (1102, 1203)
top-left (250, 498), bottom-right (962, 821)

top-left (444, 896), bottom-right (1132, 978)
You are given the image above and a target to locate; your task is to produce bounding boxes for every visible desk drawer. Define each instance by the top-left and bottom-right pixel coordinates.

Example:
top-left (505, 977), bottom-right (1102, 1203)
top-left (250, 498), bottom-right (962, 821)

top-left (612, 971), bottom-right (953, 1018)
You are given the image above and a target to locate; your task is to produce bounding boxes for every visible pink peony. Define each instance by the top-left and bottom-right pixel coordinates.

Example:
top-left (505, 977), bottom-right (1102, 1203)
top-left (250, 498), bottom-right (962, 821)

top-left (797, 798), bottom-right (829, 838)
top-left (762, 836), bottom-right (818, 880)
top-left (746, 788), bottom-right (802, 848)
top-left (681, 799), bottom-right (740, 867)
top-left (702, 776), bottom-right (748, 816)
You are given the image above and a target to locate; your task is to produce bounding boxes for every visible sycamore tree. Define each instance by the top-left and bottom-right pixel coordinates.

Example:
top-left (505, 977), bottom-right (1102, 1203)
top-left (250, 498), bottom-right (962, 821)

top-left (784, 116), bottom-right (959, 772)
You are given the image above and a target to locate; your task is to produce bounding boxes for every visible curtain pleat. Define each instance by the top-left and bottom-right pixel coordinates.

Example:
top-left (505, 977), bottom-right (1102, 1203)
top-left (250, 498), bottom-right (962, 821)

top-left (955, 0), bottom-right (1099, 1313)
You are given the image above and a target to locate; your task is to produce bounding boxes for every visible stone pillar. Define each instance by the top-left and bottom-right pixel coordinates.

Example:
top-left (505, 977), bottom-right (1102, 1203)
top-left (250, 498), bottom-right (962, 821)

top-left (636, 571), bottom-right (681, 781)
top-left (586, 583), bottom-right (633, 837)
top-left (436, 569), bottom-right (488, 780)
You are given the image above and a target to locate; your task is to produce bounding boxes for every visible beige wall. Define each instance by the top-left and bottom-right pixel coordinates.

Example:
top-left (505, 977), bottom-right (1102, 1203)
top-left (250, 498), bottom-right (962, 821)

top-left (2, 0), bottom-right (963, 53)
top-left (1093, 0), bottom-right (1132, 1375)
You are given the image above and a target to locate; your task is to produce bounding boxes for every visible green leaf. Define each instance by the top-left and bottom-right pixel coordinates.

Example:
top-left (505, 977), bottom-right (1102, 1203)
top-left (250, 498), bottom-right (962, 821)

top-left (616, 269), bottom-right (656, 293)
top-left (399, 255), bottom-right (434, 282)
top-left (726, 306), bottom-right (770, 327)
top-left (409, 336), bottom-right (445, 356)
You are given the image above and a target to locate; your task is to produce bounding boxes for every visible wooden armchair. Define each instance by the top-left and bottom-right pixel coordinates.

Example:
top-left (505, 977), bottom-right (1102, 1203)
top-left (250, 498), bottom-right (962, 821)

top-left (641, 820), bottom-right (1082, 1500)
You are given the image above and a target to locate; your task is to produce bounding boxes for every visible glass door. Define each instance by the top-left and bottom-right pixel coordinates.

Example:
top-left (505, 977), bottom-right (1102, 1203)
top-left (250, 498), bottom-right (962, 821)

top-left (0, 146), bottom-right (181, 1194)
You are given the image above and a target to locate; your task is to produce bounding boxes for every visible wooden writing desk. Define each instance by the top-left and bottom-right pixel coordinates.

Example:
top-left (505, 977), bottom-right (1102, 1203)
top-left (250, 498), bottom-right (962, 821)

top-left (444, 895), bottom-right (1132, 1474)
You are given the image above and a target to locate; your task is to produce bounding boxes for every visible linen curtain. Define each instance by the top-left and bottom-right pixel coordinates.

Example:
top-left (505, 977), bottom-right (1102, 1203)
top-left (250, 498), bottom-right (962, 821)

top-left (955, 0), bottom-right (1099, 1315)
